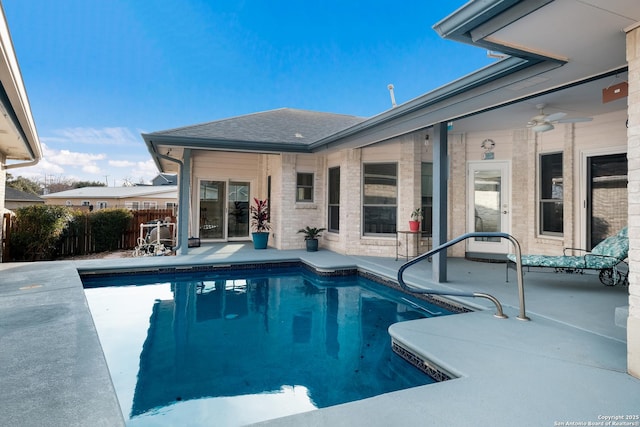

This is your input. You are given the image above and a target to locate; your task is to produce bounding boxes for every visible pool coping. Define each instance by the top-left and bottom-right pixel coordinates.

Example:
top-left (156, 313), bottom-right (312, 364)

top-left (2, 247), bottom-right (639, 427)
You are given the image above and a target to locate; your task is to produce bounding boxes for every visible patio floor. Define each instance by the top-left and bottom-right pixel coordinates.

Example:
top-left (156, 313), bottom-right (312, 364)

top-left (1, 243), bottom-right (638, 426)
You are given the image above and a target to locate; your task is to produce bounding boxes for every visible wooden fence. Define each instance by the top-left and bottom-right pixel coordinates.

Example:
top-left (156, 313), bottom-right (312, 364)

top-left (2, 209), bottom-right (175, 260)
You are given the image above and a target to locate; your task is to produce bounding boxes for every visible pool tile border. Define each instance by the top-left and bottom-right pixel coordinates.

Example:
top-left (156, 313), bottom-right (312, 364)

top-left (79, 260), bottom-right (471, 315)
top-left (391, 339), bottom-right (454, 383)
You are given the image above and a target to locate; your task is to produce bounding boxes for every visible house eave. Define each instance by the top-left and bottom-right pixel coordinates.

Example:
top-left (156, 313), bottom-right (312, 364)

top-left (0, 4), bottom-right (41, 163)
top-left (143, 133), bottom-right (312, 172)
top-left (309, 56), bottom-right (561, 151)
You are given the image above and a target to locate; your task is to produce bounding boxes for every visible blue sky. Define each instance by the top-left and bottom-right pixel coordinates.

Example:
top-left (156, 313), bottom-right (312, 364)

top-left (4, 0), bottom-right (493, 187)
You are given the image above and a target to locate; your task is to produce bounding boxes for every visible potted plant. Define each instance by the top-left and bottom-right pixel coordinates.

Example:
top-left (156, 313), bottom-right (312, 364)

top-left (250, 198), bottom-right (270, 249)
top-left (409, 208), bottom-right (423, 232)
top-left (297, 226), bottom-right (326, 252)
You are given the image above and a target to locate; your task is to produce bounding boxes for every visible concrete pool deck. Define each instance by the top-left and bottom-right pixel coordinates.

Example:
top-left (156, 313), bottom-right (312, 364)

top-left (1, 243), bottom-right (639, 426)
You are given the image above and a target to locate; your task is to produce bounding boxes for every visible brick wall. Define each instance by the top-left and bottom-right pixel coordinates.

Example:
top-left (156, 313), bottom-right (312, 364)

top-left (626, 24), bottom-right (640, 379)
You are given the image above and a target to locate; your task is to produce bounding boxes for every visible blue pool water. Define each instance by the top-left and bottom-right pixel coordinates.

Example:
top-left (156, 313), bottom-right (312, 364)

top-left (83, 266), bottom-right (454, 426)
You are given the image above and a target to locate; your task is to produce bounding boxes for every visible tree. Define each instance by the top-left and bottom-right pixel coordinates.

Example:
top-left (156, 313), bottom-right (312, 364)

top-left (6, 174), bottom-right (42, 195)
top-left (74, 181), bottom-right (107, 189)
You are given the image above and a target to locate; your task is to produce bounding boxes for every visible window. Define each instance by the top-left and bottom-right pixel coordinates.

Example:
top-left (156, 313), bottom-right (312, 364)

top-left (81, 200), bottom-right (90, 206)
top-left (97, 201), bottom-right (108, 209)
top-left (328, 167), bottom-right (340, 232)
top-left (539, 153), bottom-right (563, 235)
top-left (65, 200), bottom-right (72, 206)
top-left (125, 201), bottom-right (139, 210)
top-left (421, 163), bottom-right (433, 235)
top-left (166, 202), bottom-right (177, 210)
top-left (296, 173), bottom-right (314, 202)
top-left (143, 201), bottom-right (158, 209)
top-left (363, 163), bottom-right (397, 235)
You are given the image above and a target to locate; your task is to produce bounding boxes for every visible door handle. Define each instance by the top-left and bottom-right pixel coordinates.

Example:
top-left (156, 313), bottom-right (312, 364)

top-left (502, 210), bottom-right (508, 214)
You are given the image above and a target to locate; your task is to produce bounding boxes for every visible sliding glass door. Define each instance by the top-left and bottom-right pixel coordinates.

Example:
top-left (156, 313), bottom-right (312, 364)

top-left (199, 180), bottom-right (250, 241)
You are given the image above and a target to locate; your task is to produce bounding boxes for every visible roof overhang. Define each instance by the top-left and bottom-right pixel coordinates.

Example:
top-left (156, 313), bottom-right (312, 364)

top-left (0, 4), bottom-right (41, 165)
top-left (143, 133), bottom-right (313, 174)
top-left (311, 0), bottom-right (637, 148)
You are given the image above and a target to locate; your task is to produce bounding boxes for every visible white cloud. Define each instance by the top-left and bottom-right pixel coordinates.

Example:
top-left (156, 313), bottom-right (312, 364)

top-left (12, 128), bottom-right (160, 186)
top-left (46, 148), bottom-right (106, 166)
top-left (109, 160), bottom-right (136, 168)
top-left (41, 126), bottom-right (141, 146)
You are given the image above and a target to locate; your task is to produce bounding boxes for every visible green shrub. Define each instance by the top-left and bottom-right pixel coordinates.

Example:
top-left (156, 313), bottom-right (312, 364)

top-left (11, 205), bottom-right (73, 260)
top-left (89, 208), bottom-right (133, 252)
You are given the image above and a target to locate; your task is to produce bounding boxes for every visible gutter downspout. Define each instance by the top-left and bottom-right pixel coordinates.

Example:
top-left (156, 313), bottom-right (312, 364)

top-left (152, 148), bottom-right (185, 253)
top-left (4, 157), bottom-right (39, 170)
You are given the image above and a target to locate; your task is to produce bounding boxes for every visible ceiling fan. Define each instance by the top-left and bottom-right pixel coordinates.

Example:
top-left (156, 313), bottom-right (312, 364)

top-left (526, 103), bottom-right (593, 133)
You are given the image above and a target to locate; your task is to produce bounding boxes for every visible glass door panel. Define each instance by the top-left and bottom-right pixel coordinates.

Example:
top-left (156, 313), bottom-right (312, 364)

top-left (473, 169), bottom-right (502, 242)
top-left (200, 180), bottom-right (225, 239)
top-left (228, 181), bottom-right (250, 239)
top-left (467, 161), bottom-right (511, 254)
top-left (587, 153), bottom-right (627, 248)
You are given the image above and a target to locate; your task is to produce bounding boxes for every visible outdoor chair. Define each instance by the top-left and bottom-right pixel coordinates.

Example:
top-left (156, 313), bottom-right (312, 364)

top-left (506, 227), bottom-right (629, 286)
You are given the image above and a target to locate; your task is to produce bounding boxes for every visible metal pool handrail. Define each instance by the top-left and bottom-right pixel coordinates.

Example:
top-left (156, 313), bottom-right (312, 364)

top-left (397, 232), bottom-right (530, 321)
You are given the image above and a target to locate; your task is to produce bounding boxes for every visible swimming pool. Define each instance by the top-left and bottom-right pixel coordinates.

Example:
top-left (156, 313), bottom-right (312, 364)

top-left (83, 265), bottom-right (455, 426)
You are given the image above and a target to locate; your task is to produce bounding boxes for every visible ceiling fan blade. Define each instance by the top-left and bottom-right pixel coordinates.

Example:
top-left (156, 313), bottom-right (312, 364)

top-left (545, 112), bottom-right (566, 122)
top-left (556, 117), bottom-right (593, 123)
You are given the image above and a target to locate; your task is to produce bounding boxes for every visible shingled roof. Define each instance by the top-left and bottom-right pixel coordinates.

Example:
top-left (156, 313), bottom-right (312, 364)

top-left (148, 108), bottom-right (366, 145)
top-left (5, 187), bottom-right (44, 203)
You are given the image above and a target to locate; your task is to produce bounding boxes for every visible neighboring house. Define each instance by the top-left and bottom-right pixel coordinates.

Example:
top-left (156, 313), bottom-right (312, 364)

top-left (41, 186), bottom-right (178, 211)
top-left (142, 1), bottom-right (640, 378)
top-left (0, 4), bottom-right (42, 261)
top-left (151, 173), bottom-right (177, 186)
top-left (4, 187), bottom-right (44, 210)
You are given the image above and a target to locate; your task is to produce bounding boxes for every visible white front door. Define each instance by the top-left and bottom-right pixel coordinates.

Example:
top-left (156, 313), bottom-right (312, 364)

top-left (467, 161), bottom-right (511, 254)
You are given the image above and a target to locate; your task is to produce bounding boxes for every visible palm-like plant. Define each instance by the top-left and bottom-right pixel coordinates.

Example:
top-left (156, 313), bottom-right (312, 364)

top-left (297, 226), bottom-right (326, 240)
top-left (250, 198), bottom-right (271, 232)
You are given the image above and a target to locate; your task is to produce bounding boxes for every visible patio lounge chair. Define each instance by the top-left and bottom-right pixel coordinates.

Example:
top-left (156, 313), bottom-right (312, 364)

top-left (506, 227), bottom-right (629, 286)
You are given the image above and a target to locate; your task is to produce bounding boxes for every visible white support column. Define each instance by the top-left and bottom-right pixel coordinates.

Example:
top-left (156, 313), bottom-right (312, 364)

top-left (626, 23), bottom-right (640, 379)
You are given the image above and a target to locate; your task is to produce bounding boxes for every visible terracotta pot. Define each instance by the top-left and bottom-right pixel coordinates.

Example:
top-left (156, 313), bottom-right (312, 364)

top-left (409, 220), bottom-right (420, 232)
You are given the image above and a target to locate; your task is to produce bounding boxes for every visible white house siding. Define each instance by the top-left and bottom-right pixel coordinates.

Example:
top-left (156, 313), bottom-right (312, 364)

top-left (0, 152), bottom-right (5, 213)
top-left (190, 150), bottom-right (261, 240)
top-left (186, 114), bottom-right (628, 261)
top-left (351, 136), bottom-right (418, 257)
top-left (523, 127), bottom-right (568, 256)
top-left (276, 153), bottom-right (326, 250)
top-left (265, 154), bottom-right (281, 248)
top-left (0, 153), bottom-right (5, 261)
top-left (573, 110), bottom-right (628, 248)
top-left (626, 24), bottom-right (640, 379)
top-left (324, 150), bottom-right (347, 254)
top-left (441, 113), bottom-right (627, 259)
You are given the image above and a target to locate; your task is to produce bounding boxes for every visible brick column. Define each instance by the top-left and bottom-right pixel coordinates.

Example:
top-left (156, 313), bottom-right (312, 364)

top-left (626, 24), bottom-right (640, 379)
top-left (344, 148), bottom-right (362, 255)
top-left (0, 154), bottom-right (5, 261)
